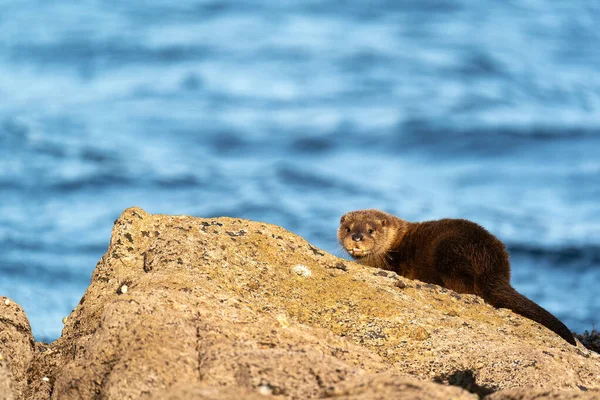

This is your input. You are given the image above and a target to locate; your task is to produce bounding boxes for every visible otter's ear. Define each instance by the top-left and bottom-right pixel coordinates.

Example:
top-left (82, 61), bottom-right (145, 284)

top-left (340, 215), bottom-right (346, 224)
top-left (381, 219), bottom-right (387, 227)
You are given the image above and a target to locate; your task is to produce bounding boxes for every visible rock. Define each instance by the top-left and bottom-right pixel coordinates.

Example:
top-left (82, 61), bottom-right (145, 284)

top-left (0, 296), bottom-right (34, 400)
top-left (324, 373), bottom-right (477, 399)
top-left (8, 208), bottom-right (600, 399)
top-left (149, 383), bottom-right (270, 400)
top-left (0, 361), bottom-right (16, 400)
top-left (574, 330), bottom-right (600, 354)
top-left (487, 388), bottom-right (600, 399)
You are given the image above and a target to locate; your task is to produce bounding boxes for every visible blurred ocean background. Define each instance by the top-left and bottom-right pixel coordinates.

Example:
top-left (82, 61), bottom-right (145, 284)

top-left (1, 0), bottom-right (599, 342)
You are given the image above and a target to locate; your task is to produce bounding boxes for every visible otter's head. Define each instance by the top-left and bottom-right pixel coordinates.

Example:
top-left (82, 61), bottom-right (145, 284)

top-left (337, 209), bottom-right (402, 268)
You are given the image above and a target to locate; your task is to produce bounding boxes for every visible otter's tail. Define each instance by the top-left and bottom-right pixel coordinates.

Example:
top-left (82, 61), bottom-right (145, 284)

top-left (476, 277), bottom-right (576, 346)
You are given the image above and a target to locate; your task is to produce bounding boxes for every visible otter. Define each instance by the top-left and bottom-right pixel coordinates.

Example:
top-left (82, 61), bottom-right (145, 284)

top-left (338, 209), bottom-right (576, 346)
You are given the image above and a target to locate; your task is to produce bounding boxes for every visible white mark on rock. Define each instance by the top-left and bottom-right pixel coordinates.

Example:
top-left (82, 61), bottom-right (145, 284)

top-left (292, 264), bottom-right (312, 277)
top-left (276, 314), bottom-right (289, 328)
top-left (62, 317), bottom-right (68, 325)
top-left (42, 377), bottom-right (50, 382)
top-left (258, 384), bottom-right (273, 396)
top-left (120, 285), bottom-right (128, 294)
top-left (4, 299), bottom-right (10, 306)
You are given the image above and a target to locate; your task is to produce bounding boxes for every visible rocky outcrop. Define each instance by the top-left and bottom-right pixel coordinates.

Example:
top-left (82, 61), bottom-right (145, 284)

top-left (2, 208), bottom-right (599, 399)
top-left (0, 297), bottom-right (34, 400)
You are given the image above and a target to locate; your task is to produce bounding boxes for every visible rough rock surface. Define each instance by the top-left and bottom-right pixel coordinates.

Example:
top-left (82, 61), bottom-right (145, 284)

top-left (324, 373), bottom-right (478, 399)
top-left (4, 208), bottom-right (600, 399)
top-left (0, 297), bottom-right (34, 400)
top-left (148, 384), bottom-right (269, 400)
top-left (0, 361), bottom-right (15, 400)
top-left (487, 388), bottom-right (600, 400)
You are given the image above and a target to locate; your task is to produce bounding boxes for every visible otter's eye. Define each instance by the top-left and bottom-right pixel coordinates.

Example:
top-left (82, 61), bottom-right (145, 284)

top-left (368, 229), bottom-right (374, 234)
top-left (345, 227), bottom-right (351, 233)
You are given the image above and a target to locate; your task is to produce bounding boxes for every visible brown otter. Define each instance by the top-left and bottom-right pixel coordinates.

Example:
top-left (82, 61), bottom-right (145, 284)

top-left (338, 209), bottom-right (576, 346)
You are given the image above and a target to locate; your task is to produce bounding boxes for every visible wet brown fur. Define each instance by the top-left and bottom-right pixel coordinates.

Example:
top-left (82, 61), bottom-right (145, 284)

top-left (338, 209), bottom-right (576, 346)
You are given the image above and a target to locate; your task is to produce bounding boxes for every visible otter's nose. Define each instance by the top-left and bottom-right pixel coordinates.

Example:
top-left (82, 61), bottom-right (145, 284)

top-left (352, 233), bottom-right (363, 242)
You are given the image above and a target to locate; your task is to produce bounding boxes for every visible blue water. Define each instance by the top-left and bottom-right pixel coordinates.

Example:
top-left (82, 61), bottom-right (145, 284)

top-left (1, 1), bottom-right (599, 342)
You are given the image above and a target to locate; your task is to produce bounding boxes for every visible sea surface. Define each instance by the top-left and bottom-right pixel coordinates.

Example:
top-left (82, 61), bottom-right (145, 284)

top-left (1, 0), bottom-right (599, 342)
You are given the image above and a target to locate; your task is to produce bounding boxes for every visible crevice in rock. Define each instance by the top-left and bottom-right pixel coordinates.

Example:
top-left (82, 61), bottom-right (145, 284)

top-left (195, 313), bottom-right (205, 381)
top-left (97, 356), bottom-right (120, 400)
top-left (309, 367), bottom-right (325, 390)
top-left (0, 317), bottom-right (31, 336)
top-left (434, 369), bottom-right (495, 398)
top-left (0, 318), bottom-right (34, 350)
top-left (47, 380), bottom-right (54, 399)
